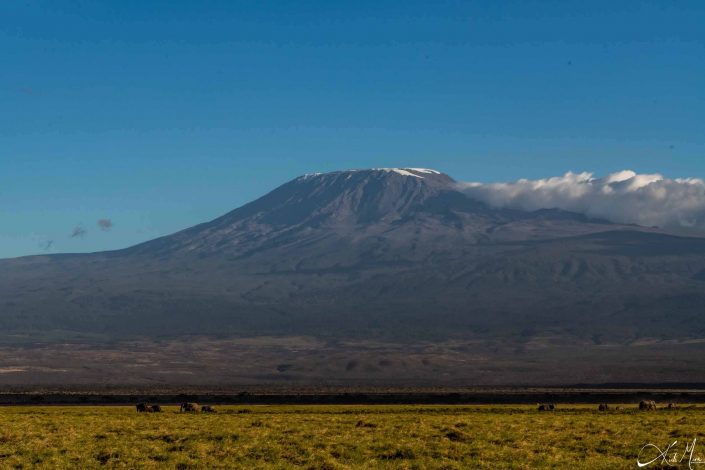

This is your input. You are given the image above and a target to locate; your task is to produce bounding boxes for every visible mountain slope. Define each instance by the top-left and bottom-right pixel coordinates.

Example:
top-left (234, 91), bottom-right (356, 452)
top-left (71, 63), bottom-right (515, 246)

top-left (1, 168), bottom-right (704, 348)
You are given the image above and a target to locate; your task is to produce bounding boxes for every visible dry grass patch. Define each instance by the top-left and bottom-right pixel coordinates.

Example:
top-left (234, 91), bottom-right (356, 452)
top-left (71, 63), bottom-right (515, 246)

top-left (0, 404), bottom-right (698, 468)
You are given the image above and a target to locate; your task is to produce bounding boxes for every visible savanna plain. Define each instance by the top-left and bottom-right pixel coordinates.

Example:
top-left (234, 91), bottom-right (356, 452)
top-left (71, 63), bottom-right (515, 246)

top-left (0, 403), bottom-right (696, 469)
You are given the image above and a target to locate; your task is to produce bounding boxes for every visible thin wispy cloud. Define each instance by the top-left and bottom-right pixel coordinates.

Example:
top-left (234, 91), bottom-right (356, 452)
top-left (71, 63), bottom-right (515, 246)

top-left (70, 226), bottom-right (87, 238)
top-left (36, 239), bottom-right (55, 252)
top-left (97, 219), bottom-right (113, 231)
top-left (458, 170), bottom-right (705, 231)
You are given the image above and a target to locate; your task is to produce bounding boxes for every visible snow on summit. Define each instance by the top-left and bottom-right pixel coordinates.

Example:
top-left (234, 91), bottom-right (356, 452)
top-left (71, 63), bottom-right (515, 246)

top-left (374, 168), bottom-right (441, 178)
top-left (298, 168), bottom-right (444, 181)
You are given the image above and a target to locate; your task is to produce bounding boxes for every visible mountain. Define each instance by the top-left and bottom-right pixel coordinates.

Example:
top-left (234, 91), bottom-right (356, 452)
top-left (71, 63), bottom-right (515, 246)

top-left (2, 168), bottom-right (705, 385)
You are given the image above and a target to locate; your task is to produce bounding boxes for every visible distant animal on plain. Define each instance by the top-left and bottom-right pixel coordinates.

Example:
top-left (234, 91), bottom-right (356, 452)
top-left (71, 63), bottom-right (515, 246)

top-left (598, 404), bottom-right (609, 411)
top-left (639, 400), bottom-right (657, 411)
top-left (201, 405), bottom-right (216, 413)
top-left (180, 402), bottom-right (200, 412)
top-left (538, 403), bottom-right (555, 411)
top-left (136, 403), bottom-right (161, 412)
top-left (667, 403), bottom-right (677, 409)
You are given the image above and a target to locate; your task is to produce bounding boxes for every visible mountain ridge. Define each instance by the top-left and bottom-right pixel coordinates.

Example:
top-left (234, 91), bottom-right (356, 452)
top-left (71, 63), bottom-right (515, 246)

top-left (1, 167), bottom-right (705, 384)
top-left (0, 168), bottom-right (705, 384)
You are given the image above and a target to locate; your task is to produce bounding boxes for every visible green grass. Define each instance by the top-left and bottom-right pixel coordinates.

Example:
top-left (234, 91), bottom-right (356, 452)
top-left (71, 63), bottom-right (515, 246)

top-left (0, 404), bottom-right (700, 468)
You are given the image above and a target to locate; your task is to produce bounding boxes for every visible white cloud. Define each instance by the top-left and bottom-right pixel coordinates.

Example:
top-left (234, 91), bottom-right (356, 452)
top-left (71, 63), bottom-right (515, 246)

top-left (459, 170), bottom-right (705, 231)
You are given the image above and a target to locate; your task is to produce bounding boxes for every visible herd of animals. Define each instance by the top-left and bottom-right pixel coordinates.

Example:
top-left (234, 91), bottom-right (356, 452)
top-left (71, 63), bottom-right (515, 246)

top-left (537, 400), bottom-right (674, 411)
top-left (135, 400), bottom-right (675, 413)
top-left (135, 402), bottom-right (216, 413)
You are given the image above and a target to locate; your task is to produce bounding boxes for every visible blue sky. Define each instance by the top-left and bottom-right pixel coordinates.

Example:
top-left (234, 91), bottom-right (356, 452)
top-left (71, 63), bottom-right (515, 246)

top-left (1, 1), bottom-right (704, 258)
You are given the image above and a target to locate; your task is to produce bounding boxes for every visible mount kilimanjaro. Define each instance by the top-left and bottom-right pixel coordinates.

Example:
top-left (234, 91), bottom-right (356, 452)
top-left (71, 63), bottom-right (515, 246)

top-left (2, 168), bottom-right (705, 385)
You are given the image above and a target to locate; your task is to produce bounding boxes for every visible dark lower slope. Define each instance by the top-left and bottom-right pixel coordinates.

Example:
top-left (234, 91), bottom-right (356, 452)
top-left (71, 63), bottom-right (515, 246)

top-left (1, 229), bottom-right (704, 345)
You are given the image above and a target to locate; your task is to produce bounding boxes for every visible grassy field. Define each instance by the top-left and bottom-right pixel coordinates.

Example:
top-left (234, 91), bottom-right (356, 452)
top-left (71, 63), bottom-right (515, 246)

top-left (0, 404), bottom-right (699, 469)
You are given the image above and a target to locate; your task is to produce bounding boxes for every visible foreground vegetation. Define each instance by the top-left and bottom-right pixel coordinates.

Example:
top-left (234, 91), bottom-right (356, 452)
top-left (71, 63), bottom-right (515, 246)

top-left (0, 404), bottom-right (701, 468)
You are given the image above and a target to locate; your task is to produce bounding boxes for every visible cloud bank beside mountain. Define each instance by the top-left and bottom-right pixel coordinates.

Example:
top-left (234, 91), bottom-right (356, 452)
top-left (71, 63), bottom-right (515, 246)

top-left (459, 170), bottom-right (705, 231)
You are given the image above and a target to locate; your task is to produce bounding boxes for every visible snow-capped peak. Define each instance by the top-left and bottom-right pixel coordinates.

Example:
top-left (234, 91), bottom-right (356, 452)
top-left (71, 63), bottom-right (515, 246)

top-left (407, 168), bottom-right (441, 175)
top-left (373, 168), bottom-right (442, 178)
top-left (297, 168), bottom-right (444, 181)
